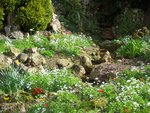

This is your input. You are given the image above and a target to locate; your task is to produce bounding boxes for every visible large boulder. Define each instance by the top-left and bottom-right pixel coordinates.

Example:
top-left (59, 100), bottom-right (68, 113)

top-left (80, 55), bottom-right (93, 73)
top-left (9, 47), bottom-right (21, 58)
top-left (10, 31), bottom-right (24, 39)
top-left (72, 64), bottom-right (86, 78)
top-left (30, 53), bottom-right (46, 66)
top-left (56, 58), bottom-right (73, 69)
top-left (18, 53), bottom-right (29, 63)
top-left (0, 54), bottom-right (12, 69)
top-left (88, 63), bottom-right (129, 82)
top-left (27, 65), bottom-right (45, 73)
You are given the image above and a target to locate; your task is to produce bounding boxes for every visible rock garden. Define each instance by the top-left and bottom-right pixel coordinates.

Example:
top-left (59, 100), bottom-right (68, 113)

top-left (0, 0), bottom-right (150, 113)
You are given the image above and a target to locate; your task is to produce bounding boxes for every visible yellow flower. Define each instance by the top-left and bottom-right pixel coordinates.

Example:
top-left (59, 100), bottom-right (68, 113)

top-left (50, 35), bottom-right (55, 39)
top-left (15, 60), bottom-right (21, 66)
top-left (3, 96), bottom-right (10, 101)
top-left (37, 98), bottom-right (45, 101)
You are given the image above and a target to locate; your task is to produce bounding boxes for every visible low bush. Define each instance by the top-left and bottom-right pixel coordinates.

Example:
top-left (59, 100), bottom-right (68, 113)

top-left (17, 0), bottom-right (53, 31)
top-left (115, 9), bottom-right (144, 35)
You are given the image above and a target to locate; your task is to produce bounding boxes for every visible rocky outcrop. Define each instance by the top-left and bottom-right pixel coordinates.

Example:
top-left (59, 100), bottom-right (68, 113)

top-left (2, 47), bottom-right (46, 73)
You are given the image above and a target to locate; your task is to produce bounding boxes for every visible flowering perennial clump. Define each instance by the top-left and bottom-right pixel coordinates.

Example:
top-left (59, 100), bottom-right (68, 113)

top-left (98, 89), bottom-right (105, 93)
top-left (32, 87), bottom-right (44, 96)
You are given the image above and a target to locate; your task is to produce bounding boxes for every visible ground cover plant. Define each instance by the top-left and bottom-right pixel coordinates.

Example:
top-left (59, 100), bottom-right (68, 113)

top-left (116, 35), bottom-right (150, 59)
top-left (0, 64), bottom-right (149, 113)
top-left (11, 32), bottom-right (93, 57)
top-left (0, 32), bottom-right (150, 113)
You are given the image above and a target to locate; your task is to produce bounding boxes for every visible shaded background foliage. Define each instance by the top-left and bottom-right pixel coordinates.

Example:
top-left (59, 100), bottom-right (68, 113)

top-left (0, 0), bottom-right (150, 39)
top-left (52, 0), bottom-right (150, 38)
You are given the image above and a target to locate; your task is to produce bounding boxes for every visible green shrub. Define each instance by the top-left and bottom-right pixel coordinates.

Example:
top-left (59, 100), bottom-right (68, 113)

top-left (17, 0), bottom-right (53, 31)
top-left (0, 0), bottom-right (20, 13)
top-left (115, 9), bottom-right (144, 35)
top-left (0, 7), bottom-right (4, 30)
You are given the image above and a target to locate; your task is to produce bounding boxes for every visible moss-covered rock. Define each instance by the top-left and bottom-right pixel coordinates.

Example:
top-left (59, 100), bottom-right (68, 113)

top-left (17, 0), bottom-right (53, 32)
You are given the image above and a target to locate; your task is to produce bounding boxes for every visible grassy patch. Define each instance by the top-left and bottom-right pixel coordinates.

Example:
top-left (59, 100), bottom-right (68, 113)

top-left (12, 37), bottom-right (35, 51)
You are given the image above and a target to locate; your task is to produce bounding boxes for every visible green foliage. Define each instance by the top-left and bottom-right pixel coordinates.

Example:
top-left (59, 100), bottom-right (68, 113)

top-left (0, 66), bottom-right (25, 94)
top-left (17, 0), bottom-right (53, 31)
top-left (123, 69), bottom-right (150, 80)
top-left (80, 86), bottom-right (100, 100)
top-left (102, 74), bottom-right (150, 113)
top-left (0, 0), bottom-right (20, 13)
top-left (0, 39), bottom-right (8, 53)
top-left (6, 33), bottom-right (93, 57)
top-left (24, 69), bottom-right (82, 92)
top-left (53, 0), bottom-right (82, 31)
top-left (116, 36), bottom-right (150, 59)
top-left (115, 9), bottom-right (144, 35)
top-left (0, 7), bottom-right (4, 30)
top-left (12, 37), bottom-right (35, 51)
top-left (49, 33), bottom-right (93, 56)
top-left (48, 91), bottom-right (81, 113)
top-left (18, 33), bottom-right (92, 57)
top-left (117, 39), bottom-right (143, 58)
top-left (0, 65), bottom-right (149, 113)
top-left (0, 0), bottom-right (53, 31)
top-left (53, 0), bottom-right (101, 36)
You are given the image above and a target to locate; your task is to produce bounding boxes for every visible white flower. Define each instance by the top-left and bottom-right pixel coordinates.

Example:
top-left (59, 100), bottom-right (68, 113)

top-left (135, 84), bottom-right (140, 88)
top-left (127, 80), bottom-right (131, 83)
top-left (133, 102), bottom-right (139, 108)
top-left (117, 83), bottom-right (120, 85)
top-left (95, 77), bottom-right (99, 80)
top-left (116, 97), bottom-right (120, 101)
top-left (147, 102), bottom-right (150, 106)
